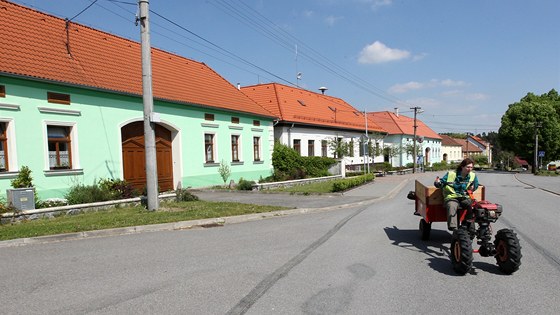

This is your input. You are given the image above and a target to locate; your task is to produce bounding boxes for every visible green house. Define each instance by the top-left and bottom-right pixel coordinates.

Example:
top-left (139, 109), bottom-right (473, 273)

top-left (0, 2), bottom-right (276, 199)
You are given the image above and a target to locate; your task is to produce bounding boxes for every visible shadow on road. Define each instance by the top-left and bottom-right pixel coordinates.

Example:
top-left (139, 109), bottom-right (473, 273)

top-left (383, 225), bottom-right (508, 276)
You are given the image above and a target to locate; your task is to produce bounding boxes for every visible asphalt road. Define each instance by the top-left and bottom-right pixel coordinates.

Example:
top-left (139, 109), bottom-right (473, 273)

top-left (0, 172), bottom-right (559, 314)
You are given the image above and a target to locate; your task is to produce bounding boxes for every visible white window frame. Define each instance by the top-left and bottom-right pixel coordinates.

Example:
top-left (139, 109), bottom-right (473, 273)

top-left (0, 118), bottom-right (18, 174)
top-left (204, 132), bottom-right (217, 163)
top-left (253, 136), bottom-right (261, 162)
top-left (231, 134), bottom-right (242, 163)
top-left (43, 121), bottom-right (80, 171)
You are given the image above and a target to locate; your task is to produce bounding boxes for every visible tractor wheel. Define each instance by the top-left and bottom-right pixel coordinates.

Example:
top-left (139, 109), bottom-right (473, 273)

top-left (419, 219), bottom-right (431, 240)
top-left (450, 229), bottom-right (473, 275)
top-left (494, 229), bottom-right (522, 274)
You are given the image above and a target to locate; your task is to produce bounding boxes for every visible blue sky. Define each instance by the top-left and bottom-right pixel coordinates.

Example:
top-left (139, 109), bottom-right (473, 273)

top-left (12, 0), bottom-right (560, 134)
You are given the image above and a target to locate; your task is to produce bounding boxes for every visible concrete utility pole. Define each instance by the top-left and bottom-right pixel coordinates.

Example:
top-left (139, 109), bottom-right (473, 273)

top-left (138, 0), bottom-right (158, 210)
top-left (364, 110), bottom-right (369, 174)
top-left (411, 106), bottom-right (421, 173)
top-left (533, 122), bottom-right (542, 174)
top-left (466, 132), bottom-right (470, 159)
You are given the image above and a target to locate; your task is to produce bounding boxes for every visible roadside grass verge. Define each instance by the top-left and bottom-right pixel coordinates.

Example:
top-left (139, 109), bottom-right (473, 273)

top-left (269, 173), bottom-right (375, 194)
top-left (270, 180), bottom-right (335, 194)
top-left (0, 201), bottom-right (288, 241)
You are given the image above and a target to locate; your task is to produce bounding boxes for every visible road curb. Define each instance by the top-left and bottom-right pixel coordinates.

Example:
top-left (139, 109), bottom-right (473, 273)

top-left (0, 177), bottom-right (413, 248)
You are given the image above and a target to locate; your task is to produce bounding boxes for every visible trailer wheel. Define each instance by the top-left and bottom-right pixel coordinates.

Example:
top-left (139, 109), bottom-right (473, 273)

top-left (450, 229), bottom-right (473, 275)
top-left (494, 229), bottom-right (522, 274)
top-left (419, 219), bottom-right (431, 240)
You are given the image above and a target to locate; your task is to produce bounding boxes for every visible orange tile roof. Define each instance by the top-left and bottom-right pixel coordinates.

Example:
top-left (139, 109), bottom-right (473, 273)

top-left (0, 0), bottom-right (275, 118)
top-left (241, 83), bottom-right (386, 133)
top-left (367, 111), bottom-right (441, 139)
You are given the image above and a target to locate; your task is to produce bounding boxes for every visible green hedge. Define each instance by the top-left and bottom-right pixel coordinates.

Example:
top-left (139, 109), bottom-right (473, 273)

top-left (272, 142), bottom-right (335, 180)
top-left (331, 174), bottom-right (375, 192)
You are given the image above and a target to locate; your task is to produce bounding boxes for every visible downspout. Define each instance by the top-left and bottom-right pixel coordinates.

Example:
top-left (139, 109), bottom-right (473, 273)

top-left (287, 123), bottom-right (295, 147)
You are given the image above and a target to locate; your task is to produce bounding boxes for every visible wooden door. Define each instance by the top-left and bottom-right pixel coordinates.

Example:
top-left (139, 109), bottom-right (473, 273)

top-left (122, 122), bottom-right (173, 192)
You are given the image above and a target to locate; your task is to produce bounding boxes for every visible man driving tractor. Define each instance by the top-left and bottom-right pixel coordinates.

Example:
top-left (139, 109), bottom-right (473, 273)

top-left (435, 158), bottom-right (480, 231)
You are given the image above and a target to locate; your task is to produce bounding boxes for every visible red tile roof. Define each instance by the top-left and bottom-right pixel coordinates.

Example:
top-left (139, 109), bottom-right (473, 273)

top-left (470, 135), bottom-right (489, 148)
top-left (0, 0), bottom-right (275, 118)
top-left (440, 134), bottom-right (463, 146)
top-left (367, 111), bottom-right (441, 139)
top-left (241, 83), bottom-right (386, 133)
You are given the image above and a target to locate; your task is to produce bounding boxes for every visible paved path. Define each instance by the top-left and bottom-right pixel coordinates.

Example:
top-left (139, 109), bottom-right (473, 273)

top-left (2, 171), bottom-right (557, 248)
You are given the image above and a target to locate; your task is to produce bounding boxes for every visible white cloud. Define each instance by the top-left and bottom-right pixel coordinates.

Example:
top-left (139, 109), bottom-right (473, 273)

top-left (303, 10), bottom-right (314, 18)
top-left (325, 15), bottom-right (344, 26)
top-left (389, 79), bottom-right (469, 94)
top-left (441, 79), bottom-right (467, 87)
top-left (358, 41), bottom-right (411, 64)
top-left (466, 93), bottom-right (489, 101)
top-left (371, 0), bottom-right (393, 9)
top-left (389, 81), bottom-right (424, 93)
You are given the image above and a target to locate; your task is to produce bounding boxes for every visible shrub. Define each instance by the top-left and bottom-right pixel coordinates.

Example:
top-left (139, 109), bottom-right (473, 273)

top-left (10, 165), bottom-right (42, 208)
top-left (175, 188), bottom-right (199, 202)
top-left (272, 142), bottom-right (335, 180)
top-left (98, 178), bottom-right (138, 199)
top-left (331, 174), bottom-right (374, 192)
top-left (218, 160), bottom-right (231, 185)
top-left (36, 198), bottom-right (68, 209)
top-left (0, 196), bottom-right (16, 214)
top-left (237, 178), bottom-right (255, 191)
top-left (65, 182), bottom-right (113, 205)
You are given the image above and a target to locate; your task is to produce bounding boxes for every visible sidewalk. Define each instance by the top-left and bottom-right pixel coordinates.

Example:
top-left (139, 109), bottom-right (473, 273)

top-left (0, 174), bottom-right (418, 248)
top-left (513, 172), bottom-right (560, 195)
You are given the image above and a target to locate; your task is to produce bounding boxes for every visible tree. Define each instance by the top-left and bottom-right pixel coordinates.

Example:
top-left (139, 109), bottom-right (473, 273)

top-left (498, 89), bottom-right (560, 168)
top-left (218, 160), bottom-right (231, 186)
top-left (328, 137), bottom-right (350, 159)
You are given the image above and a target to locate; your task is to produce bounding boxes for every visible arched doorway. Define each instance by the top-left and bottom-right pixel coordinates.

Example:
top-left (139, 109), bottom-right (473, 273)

top-left (424, 147), bottom-right (431, 166)
top-left (121, 121), bottom-right (173, 193)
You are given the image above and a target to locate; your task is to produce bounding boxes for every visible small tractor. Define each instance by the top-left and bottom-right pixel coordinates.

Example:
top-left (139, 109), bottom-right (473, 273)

top-left (408, 180), bottom-right (522, 275)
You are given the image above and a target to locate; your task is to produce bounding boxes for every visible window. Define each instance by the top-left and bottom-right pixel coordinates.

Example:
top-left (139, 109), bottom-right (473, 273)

top-left (0, 85), bottom-right (5, 97)
top-left (231, 117), bottom-right (239, 124)
top-left (204, 133), bottom-right (215, 163)
top-left (47, 92), bottom-right (71, 105)
top-left (253, 120), bottom-right (260, 126)
top-left (231, 135), bottom-right (240, 162)
top-left (48, 126), bottom-right (72, 169)
top-left (293, 139), bottom-right (301, 155)
top-left (0, 122), bottom-right (8, 171)
top-left (308, 140), bottom-right (314, 157)
top-left (349, 139), bottom-right (354, 157)
top-left (205, 113), bottom-right (214, 121)
top-left (253, 137), bottom-right (261, 161)
top-left (359, 139), bottom-right (365, 156)
top-left (321, 140), bottom-right (328, 157)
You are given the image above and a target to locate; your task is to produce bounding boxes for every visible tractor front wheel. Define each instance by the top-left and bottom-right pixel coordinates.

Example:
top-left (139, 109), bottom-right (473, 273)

top-left (419, 219), bottom-right (431, 240)
top-left (494, 229), bottom-right (522, 274)
top-left (451, 228), bottom-right (473, 275)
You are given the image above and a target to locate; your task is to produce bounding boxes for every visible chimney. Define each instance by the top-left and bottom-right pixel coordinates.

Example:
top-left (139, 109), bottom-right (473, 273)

top-left (318, 86), bottom-right (328, 95)
top-left (394, 107), bottom-right (399, 117)
top-left (237, 83), bottom-right (241, 90)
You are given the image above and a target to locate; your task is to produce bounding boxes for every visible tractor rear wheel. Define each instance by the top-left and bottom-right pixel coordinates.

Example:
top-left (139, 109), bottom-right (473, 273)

top-left (419, 219), bottom-right (431, 240)
top-left (450, 229), bottom-right (473, 275)
top-left (494, 229), bottom-right (522, 274)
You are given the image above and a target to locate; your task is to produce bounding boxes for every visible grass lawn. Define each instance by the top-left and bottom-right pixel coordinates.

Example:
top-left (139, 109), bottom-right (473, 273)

top-left (0, 201), bottom-right (288, 241)
top-left (267, 181), bottom-right (335, 194)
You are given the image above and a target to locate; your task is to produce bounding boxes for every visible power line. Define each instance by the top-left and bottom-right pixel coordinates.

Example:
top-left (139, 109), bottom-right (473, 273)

top-left (69, 0), bottom-right (98, 21)
top-left (209, 0), bottom-right (406, 106)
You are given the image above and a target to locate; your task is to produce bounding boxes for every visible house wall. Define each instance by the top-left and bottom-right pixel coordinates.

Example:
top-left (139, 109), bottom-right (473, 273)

top-left (383, 134), bottom-right (442, 167)
top-left (0, 76), bottom-right (273, 199)
top-left (274, 125), bottom-right (384, 165)
top-left (442, 146), bottom-right (463, 163)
